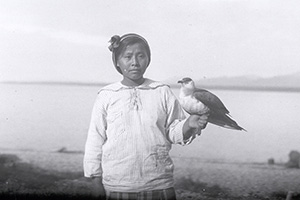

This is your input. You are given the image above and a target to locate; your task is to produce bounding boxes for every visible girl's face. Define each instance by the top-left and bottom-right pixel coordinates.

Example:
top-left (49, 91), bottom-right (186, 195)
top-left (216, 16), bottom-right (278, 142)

top-left (117, 43), bottom-right (149, 86)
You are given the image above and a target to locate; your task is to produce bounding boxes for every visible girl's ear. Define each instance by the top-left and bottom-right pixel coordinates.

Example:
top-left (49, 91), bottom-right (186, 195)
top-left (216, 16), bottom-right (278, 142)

top-left (116, 58), bottom-right (121, 67)
top-left (116, 66), bottom-right (123, 74)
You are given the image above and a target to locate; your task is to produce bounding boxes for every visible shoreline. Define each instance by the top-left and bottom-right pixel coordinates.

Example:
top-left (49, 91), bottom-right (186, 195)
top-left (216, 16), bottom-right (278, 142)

top-left (0, 147), bottom-right (289, 167)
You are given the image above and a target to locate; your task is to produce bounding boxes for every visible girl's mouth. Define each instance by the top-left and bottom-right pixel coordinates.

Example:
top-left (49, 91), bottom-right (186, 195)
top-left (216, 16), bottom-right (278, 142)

top-left (129, 70), bottom-right (141, 73)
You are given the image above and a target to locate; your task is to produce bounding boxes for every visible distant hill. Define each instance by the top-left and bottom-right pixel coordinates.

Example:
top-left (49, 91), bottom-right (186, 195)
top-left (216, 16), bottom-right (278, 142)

top-left (167, 72), bottom-right (300, 92)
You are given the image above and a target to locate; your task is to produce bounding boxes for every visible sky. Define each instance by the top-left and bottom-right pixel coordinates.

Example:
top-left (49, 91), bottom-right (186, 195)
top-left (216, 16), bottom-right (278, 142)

top-left (0, 0), bottom-right (300, 83)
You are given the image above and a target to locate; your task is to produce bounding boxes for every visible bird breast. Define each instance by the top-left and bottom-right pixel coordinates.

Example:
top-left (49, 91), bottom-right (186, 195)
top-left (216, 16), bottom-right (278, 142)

top-left (179, 95), bottom-right (208, 115)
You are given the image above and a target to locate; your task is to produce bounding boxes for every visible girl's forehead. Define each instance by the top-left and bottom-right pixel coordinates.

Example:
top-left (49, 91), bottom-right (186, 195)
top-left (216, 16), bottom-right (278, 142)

top-left (123, 43), bottom-right (147, 53)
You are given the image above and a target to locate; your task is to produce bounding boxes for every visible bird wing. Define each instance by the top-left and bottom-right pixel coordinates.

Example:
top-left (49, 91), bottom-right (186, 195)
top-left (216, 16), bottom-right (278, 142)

top-left (193, 88), bottom-right (246, 131)
top-left (193, 88), bottom-right (229, 114)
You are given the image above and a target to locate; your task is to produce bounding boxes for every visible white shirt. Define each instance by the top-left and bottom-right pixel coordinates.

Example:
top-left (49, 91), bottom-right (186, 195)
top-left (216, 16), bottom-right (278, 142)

top-left (83, 79), bottom-right (198, 192)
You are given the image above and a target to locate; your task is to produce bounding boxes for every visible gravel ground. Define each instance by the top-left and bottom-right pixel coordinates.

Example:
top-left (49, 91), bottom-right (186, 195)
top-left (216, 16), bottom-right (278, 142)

top-left (172, 157), bottom-right (300, 199)
top-left (1, 151), bottom-right (300, 200)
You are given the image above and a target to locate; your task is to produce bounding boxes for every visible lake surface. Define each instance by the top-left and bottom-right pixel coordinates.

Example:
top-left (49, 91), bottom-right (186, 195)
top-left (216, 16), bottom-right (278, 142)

top-left (1, 83), bottom-right (299, 164)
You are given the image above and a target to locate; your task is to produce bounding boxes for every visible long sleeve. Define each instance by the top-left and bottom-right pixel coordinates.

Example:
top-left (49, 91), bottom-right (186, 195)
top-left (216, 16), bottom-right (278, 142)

top-left (164, 87), bottom-right (197, 145)
top-left (83, 93), bottom-right (107, 177)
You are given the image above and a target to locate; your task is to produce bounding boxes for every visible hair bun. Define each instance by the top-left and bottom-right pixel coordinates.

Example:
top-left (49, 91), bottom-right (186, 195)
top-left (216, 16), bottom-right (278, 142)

top-left (108, 35), bottom-right (121, 52)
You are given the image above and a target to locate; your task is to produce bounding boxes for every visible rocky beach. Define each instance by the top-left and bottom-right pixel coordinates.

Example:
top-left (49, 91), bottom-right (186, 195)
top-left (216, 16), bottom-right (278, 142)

top-left (0, 151), bottom-right (299, 200)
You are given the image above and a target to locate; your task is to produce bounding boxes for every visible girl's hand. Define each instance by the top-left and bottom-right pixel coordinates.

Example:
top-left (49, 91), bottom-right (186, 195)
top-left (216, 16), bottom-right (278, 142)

top-left (183, 114), bottom-right (209, 140)
top-left (188, 114), bottom-right (209, 130)
top-left (91, 177), bottom-right (106, 198)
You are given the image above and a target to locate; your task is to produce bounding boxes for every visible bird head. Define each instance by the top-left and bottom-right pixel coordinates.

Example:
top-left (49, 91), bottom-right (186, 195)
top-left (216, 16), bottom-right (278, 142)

top-left (178, 77), bottom-right (195, 91)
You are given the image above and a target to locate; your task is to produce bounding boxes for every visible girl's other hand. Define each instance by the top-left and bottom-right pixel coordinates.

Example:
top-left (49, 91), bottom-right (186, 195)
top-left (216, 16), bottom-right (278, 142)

top-left (91, 177), bottom-right (106, 198)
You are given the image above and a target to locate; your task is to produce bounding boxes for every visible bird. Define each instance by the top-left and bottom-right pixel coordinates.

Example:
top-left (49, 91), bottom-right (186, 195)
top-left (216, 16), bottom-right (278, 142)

top-left (177, 77), bottom-right (246, 131)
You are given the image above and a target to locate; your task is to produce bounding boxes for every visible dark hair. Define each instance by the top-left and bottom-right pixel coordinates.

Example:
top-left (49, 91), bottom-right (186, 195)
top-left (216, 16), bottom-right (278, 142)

top-left (108, 33), bottom-right (151, 74)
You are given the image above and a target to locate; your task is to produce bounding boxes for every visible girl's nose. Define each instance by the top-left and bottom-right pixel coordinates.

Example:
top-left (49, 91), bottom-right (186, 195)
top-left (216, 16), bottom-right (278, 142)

top-left (131, 56), bottom-right (139, 66)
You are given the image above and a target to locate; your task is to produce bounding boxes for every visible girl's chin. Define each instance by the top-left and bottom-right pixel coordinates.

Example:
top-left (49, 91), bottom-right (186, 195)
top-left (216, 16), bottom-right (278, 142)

top-left (128, 74), bottom-right (143, 80)
top-left (123, 76), bottom-right (145, 84)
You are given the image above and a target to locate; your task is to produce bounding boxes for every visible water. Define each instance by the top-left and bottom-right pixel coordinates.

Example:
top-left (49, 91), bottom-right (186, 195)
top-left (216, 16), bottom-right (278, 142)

top-left (1, 83), bottom-right (299, 164)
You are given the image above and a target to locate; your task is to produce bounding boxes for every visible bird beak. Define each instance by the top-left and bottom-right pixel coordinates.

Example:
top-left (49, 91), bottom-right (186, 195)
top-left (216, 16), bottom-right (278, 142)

top-left (177, 80), bottom-right (183, 84)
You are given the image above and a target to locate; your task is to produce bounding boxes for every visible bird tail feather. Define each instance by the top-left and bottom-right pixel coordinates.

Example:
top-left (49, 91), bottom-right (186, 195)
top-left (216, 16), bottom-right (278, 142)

top-left (208, 113), bottom-right (246, 131)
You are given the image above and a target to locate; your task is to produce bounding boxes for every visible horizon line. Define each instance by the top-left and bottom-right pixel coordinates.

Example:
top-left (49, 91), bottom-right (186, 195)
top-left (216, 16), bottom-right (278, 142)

top-left (1, 80), bottom-right (300, 93)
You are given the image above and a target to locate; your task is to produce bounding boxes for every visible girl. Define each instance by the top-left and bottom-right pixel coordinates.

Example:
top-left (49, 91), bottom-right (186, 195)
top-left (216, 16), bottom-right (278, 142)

top-left (84, 33), bottom-right (208, 200)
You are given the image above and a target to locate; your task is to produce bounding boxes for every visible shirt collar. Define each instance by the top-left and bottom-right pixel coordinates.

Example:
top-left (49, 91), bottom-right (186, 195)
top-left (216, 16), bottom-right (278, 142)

top-left (99, 78), bottom-right (168, 93)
